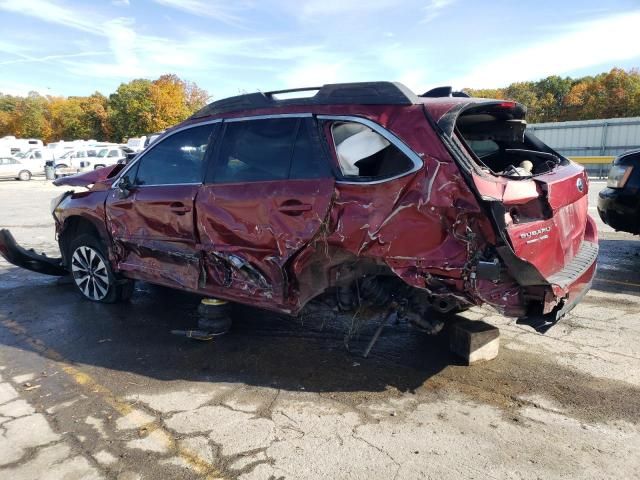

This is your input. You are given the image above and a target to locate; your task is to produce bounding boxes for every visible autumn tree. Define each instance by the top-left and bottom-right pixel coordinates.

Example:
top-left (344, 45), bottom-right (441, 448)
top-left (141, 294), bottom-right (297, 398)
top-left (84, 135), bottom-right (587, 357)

top-left (107, 75), bottom-right (209, 141)
top-left (107, 79), bottom-right (155, 142)
top-left (464, 68), bottom-right (640, 123)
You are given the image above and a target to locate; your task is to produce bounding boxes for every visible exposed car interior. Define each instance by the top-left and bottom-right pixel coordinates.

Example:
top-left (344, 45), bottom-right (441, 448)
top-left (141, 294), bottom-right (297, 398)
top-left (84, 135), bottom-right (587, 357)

top-left (331, 121), bottom-right (414, 179)
top-left (456, 106), bottom-right (567, 178)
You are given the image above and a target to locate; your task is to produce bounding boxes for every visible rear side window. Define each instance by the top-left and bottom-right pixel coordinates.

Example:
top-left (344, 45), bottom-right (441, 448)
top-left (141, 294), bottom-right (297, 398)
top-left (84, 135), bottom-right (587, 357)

top-left (211, 117), bottom-right (329, 183)
top-left (135, 124), bottom-right (215, 186)
top-left (330, 121), bottom-right (414, 180)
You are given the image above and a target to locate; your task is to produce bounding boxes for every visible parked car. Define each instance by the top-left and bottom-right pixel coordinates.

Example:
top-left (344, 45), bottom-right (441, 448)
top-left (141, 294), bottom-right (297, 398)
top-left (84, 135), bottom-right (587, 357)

top-left (53, 148), bottom-right (101, 177)
top-left (0, 82), bottom-right (598, 333)
top-left (126, 136), bottom-right (147, 152)
top-left (12, 148), bottom-right (52, 176)
top-left (597, 149), bottom-right (639, 234)
top-left (0, 156), bottom-right (40, 181)
top-left (14, 147), bottom-right (55, 163)
top-left (76, 147), bottom-right (127, 171)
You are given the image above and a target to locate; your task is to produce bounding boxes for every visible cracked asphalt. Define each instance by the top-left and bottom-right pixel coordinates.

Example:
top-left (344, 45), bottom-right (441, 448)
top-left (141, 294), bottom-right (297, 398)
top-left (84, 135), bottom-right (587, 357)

top-left (0, 178), bottom-right (639, 479)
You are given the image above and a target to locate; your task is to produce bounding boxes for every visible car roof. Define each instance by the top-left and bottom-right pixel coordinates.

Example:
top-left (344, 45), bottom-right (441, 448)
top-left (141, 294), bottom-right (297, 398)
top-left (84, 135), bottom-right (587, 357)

top-left (187, 81), bottom-right (519, 132)
top-left (191, 82), bottom-right (419, 119)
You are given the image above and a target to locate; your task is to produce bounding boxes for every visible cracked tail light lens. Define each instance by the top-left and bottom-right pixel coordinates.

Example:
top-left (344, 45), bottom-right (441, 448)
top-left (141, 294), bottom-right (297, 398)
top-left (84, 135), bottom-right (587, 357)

top-left (607, 165), bottom-right (633, 188)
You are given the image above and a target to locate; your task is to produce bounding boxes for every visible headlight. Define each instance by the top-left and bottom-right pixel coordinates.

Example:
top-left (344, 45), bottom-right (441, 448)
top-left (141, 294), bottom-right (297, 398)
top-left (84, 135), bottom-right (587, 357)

top-left (607, 165), bottom-right (633, 188)
top-left (50, 192), bottom-right (69, 216)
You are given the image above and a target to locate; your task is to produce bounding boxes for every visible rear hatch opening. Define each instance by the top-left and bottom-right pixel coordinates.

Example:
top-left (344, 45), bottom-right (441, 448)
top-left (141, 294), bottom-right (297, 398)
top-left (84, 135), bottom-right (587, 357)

top-left (455, 102), bottom-right (569, 178)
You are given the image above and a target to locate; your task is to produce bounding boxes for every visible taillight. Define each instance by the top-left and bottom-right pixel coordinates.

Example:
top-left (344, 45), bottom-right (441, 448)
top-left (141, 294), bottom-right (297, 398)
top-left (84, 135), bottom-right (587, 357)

top-left (607, 165), bottom-right (633, 188)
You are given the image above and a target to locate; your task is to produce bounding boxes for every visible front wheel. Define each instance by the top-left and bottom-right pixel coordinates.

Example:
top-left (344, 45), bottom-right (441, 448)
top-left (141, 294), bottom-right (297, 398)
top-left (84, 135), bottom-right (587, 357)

top-left (17, 170), bottom-right (31, 181)
top-left (68, 234), bottom-right (133, 303)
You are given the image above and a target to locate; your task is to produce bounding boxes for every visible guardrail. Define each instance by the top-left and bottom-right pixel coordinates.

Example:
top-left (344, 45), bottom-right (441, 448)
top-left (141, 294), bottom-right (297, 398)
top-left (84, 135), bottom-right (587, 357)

top-left (567, 156), bottom-right (613, 179)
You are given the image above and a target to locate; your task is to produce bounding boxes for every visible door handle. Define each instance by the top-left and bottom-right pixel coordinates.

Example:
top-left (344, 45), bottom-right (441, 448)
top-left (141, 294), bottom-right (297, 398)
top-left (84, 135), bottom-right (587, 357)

top-left (278, 202), bottom-right (312, 215)
top-left (170, 203), bottom-right (192, 215)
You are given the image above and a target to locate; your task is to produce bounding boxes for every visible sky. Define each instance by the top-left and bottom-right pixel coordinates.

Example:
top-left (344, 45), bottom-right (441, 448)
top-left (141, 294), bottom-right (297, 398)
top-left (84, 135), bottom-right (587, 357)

top-left (0, 0), bottom-right (639, 100)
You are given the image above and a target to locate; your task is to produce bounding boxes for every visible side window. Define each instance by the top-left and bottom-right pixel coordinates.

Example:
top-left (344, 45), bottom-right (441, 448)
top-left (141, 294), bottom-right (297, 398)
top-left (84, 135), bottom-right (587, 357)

top-left (35, 152), bottom-right (42, 159)
top-left (135, 124), bottom-right (214, 186)
top-left (213, 118), bottom-right (297, 183)
top-left (108, 150), bottom-right (119, 158)
top-left (289, 119), bottom-right (331, 179)
top-left (330, 121), bottom-right (414, 180)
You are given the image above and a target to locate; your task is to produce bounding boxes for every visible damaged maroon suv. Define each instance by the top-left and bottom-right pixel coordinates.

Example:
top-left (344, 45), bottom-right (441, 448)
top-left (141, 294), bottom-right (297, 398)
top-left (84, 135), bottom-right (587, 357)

top-left (0, 82), bottom-right (598, 332)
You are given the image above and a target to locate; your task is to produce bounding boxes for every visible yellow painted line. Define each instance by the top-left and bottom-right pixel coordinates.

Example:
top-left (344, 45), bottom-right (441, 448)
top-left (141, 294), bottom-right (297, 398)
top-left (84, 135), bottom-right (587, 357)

top-left (594, 278), bottom-right (640, 288)
top-left (568, 156), bottom-right (615, 165)
top-left (0, 318), bottom-right (224, 479)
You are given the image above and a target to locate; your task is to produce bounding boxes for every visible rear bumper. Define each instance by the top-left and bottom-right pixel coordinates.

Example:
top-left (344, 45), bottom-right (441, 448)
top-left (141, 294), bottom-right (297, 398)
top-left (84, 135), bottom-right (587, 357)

top-left (597, 187), bottom-right (639, 234)
top-left (516, 215), bottom-right (598, 332)
top-left (518, 265), bottom-right (594, 332)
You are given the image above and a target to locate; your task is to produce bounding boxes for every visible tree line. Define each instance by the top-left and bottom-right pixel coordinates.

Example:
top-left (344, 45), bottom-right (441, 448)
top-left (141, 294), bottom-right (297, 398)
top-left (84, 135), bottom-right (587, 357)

top-left (0, 74), bottom-right (209, 143)
top-left (464, 67), bottom-right (640, 123)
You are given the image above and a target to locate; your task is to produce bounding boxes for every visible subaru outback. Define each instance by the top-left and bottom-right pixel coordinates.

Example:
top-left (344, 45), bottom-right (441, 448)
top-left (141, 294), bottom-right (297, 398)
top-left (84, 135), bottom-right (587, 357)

top-left (0, 82), bottom-right (598, 332)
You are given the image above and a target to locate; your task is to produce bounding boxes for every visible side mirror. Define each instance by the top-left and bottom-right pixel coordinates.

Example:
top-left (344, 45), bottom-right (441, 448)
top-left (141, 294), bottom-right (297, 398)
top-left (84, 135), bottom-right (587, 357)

top-left (117, 175), bottom-right (133, 199)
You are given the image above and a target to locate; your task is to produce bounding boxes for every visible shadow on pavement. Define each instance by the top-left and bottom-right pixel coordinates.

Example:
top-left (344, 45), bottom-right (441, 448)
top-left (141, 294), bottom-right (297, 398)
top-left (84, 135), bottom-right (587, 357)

top-left (0, 267), bottom-right (462, 394)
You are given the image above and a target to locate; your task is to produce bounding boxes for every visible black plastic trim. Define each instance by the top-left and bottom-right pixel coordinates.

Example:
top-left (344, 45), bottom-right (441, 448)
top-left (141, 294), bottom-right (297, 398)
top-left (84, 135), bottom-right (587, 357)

top-left (191, 82), bottom-right (419, 118)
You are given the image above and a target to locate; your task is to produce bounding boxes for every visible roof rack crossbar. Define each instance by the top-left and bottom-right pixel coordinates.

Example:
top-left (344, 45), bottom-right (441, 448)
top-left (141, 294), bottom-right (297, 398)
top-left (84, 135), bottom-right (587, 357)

top-left (265, 86), bottom-right (322, 96)
top-left (191, 82), bottom-right (420, 118)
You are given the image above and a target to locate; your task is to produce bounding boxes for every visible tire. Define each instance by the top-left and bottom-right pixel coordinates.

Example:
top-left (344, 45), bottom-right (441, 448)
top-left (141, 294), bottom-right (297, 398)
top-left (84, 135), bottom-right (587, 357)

top-left (68, 234), bottom-right (133, 303)
top-left (94, 164), bottom-right (105, 170)
top-left (57, 164), bottom-right (68, 169)
top-left (18, 170), bottom-right (31, 181)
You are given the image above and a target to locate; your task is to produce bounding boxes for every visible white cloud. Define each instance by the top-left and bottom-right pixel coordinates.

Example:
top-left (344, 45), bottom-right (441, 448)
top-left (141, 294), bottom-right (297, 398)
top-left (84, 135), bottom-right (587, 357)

top-left (296, 0), bottom-right (398, 19)
top-left (151, 0), bottom-right (248, 26)
top-left (422, 0), bottom-right (456, 23)
top-left (0, 0), bottom-right (97, 33)
top-left (451, 11), bottom-right (640, 89)
top-left (0, 51), bottom-right (110, 66)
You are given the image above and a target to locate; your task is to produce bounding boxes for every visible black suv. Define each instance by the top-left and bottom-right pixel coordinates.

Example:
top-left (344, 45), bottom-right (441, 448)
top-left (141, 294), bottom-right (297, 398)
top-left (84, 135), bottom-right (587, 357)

top-left (598, 150), bottom-right (639, 234)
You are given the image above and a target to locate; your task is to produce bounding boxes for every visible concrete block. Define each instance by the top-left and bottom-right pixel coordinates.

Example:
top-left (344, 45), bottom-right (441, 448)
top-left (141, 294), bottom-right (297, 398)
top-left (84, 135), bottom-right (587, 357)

top-left (450, 320), bottom-right (500, 365)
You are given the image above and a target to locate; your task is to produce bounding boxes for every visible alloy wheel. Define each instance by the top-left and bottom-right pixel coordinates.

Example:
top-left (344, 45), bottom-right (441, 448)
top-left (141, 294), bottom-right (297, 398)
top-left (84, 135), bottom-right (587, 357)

top-left (71, 246), bottom-right (110, 301)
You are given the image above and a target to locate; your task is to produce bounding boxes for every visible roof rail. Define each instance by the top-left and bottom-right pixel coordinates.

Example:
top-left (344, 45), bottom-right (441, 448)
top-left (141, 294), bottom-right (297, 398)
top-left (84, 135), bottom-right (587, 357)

top-left (420, 86), bottom-right (470, 98)
top-left (191, 82), bottom-right (419, 118)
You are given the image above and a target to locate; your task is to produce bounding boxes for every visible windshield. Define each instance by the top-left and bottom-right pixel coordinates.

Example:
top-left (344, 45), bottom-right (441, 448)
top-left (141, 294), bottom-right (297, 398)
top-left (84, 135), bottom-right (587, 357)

top-left (97, 149), bottom-right (108, 158)
top-left (14, 152), bottom-right (26, 158)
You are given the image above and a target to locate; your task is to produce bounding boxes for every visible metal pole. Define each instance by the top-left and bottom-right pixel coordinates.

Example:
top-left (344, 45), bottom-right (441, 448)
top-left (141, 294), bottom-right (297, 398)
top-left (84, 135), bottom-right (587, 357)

top-left (600, 122), bottom-right (609, 156)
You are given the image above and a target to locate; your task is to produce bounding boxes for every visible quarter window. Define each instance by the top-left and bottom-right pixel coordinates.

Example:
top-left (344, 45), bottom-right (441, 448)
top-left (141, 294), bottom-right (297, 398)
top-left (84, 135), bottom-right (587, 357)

top-left (135, 124), bottom-right (215, 186)
top-left (330, 121), bottom-right (414, 180)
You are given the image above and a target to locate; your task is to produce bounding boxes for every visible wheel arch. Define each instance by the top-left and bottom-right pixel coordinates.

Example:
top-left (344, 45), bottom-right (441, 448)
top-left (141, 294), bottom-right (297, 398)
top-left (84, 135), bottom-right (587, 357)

top-left (59, 215), bottom-right (112, 267)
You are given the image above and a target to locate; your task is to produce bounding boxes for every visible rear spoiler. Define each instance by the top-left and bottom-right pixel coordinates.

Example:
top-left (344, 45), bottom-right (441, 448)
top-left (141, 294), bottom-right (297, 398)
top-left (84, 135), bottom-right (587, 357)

top-left (432, 100), bottom-right (527, 137)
